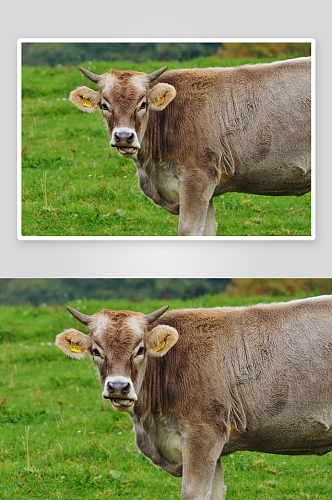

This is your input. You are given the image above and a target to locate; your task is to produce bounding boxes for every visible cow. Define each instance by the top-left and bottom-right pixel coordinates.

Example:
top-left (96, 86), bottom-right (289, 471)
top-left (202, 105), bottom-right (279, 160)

top-left (56, 295), bottom-right (332, 499)
top-left (69, 56), bottom-right (311, 236)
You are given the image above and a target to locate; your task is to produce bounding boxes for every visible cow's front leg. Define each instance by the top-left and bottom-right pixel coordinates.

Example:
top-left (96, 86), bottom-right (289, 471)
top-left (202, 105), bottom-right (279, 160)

top-left (181, 430), bottom-right (225, 500)
top-left (203, 198), bottom-right (218, 236)
top-left (178, 176), bottom-right (217, 236)
top-left (209, 458), bottom-right (227, 500)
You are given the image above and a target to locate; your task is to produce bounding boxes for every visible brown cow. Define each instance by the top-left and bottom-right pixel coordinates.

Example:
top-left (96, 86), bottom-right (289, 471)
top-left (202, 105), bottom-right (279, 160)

top-left (56, 295), bottom-right (332, 499)
top-left (69, 57), bottom-right (311, 236)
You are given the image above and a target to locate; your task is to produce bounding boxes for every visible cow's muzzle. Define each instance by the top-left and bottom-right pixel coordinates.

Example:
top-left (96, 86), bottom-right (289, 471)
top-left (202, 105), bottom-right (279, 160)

top-left (110, 129), bottom-right (140, 157)
top-left (114, 131), bottom-right (135, 145)
top-left (102, 378), bottom-right (137, 411)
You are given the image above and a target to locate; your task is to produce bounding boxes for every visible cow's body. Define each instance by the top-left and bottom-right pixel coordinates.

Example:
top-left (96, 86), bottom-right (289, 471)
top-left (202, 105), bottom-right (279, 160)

top-left (56, 295), bottom-right (331, 500)
top-left (70, 57), bottom-right (311, 236)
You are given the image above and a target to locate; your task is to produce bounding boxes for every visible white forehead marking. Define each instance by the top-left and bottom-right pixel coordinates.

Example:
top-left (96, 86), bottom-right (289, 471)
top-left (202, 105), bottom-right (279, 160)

top-left (99, 72), bottom-right (147, 97)
top-left (89, 312), bottom-right (146, 341)
top-left (129, 74), bottom-right (149, 96)
top-left (91, 313), bottom-right (146, 340)
top-left (90, 313), bottom-right (111, 336)
top-left (124, 316), bottom-right (147, 340)
top-left (99, 72), bottom-right (117, 93)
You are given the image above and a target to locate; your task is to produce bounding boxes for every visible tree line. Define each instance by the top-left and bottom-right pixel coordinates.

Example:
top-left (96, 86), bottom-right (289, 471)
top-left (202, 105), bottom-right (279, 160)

top-left (21, 42), bottom-right (311, 67)
top-left (21, 42), bottom-right (222, 67)
top-left (0, 278), bottom-right (330, 307)
top-left (0, 279), bottom-right (230, 307)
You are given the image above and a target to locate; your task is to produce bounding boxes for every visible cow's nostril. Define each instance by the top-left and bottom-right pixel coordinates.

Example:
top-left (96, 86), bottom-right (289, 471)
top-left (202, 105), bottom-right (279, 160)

top-left (126, 133), bottom-right (135, 144)
top-left (114, 132), bottom-right (121, 143)
top-left (122, 382), bottom-right (131, 395)
top-left (107, 382), bottom-right (115, 394)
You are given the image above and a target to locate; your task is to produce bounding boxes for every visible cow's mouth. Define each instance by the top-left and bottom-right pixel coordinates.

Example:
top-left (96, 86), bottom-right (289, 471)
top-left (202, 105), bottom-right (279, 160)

top-left (117, 147), bottom-right (138, 156)
top-left (110, 398), bottom-right (135, 409)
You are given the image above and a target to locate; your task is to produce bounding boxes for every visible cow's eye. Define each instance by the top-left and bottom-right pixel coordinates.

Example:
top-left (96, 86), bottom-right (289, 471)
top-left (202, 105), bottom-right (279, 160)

top-left (101, 103), bottom-right (109, 111)
top-left (135, 346), bottom-right (145, 357)
top-left (139, 102), bottom-right (147, 110)
top-left (92, 348), bottom-right (101, 357)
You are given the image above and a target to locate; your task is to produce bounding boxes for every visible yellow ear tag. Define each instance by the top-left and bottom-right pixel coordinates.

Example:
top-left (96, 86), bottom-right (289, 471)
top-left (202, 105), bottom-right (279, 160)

top-left (156, 339), bottom-right (166, 352)
top-left (156, 96), bottom-right (165, 107)
top-left (70, 342), bottom-right (82, 353)
top-left (82, 97), bottom-right (92, 108)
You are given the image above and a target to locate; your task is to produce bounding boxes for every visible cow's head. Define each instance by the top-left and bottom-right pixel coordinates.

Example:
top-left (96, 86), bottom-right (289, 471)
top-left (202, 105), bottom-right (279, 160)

top-left (69, 66), bottom-right (176, 159)
top-left (55, 305), bottom-right (178, 412)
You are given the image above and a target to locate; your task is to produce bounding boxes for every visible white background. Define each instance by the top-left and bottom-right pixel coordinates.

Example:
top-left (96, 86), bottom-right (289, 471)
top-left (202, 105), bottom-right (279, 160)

top-left (2, 0), bottom-right (331, 278)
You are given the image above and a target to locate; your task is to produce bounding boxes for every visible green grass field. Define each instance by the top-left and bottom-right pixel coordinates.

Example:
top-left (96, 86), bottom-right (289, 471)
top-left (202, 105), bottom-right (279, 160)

top-left (20, 57), bottom-right (312, 237)
top-left (1, 293), bottom-right (331, 499)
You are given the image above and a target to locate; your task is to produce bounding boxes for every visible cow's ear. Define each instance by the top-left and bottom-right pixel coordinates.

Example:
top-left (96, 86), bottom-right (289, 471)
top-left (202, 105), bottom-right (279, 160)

top-left (148, 83), bottom-right (176, 111)
top-left (69, 86), bottom-right (101, 113)
top-left (146, 325), bottom-right (178, 357)
top-left (55, 329), bottom-right (93, 359)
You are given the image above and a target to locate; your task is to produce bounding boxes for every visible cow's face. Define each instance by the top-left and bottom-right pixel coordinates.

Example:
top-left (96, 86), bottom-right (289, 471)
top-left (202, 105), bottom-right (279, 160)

top-left (69, 67), bottom-right (176, 160)
top-left (55, 306), bottom-right (178, 413)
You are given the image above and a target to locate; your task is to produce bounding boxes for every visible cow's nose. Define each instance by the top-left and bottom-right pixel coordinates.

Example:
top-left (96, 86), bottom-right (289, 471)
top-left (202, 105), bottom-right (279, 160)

top-left (107, 381), bottom-right (131, 396)
top-left (113, 131), bottom-right (135, 144)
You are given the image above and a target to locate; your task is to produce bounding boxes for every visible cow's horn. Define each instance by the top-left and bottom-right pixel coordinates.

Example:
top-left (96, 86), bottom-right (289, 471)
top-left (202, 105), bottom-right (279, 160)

top-left (146, 66), bottom-right (168, 83)
top-left (79, 67), bottom-right (101, 84)
top-left (67, 306), bottom-right (91, 325)
top-left (144, 305), bottom-right (169, 324)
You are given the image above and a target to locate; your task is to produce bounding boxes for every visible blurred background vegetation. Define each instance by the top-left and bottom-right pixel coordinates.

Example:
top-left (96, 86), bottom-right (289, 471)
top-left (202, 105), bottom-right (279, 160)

top-left (0, 279), bottom-right (330, 307)
top-left (21, 42), bottom-right (311, 67)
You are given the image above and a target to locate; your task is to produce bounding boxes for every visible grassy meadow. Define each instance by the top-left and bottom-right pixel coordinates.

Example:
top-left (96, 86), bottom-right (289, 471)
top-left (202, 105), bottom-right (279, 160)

top-left (1, 293), bottom-right (331, 499)
top-left (20, 56), bottom-right (311, 237)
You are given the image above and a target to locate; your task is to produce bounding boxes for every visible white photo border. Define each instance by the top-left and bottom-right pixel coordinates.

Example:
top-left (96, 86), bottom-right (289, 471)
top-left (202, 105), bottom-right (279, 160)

top-left (17, 38), bottom-right (316, 241)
